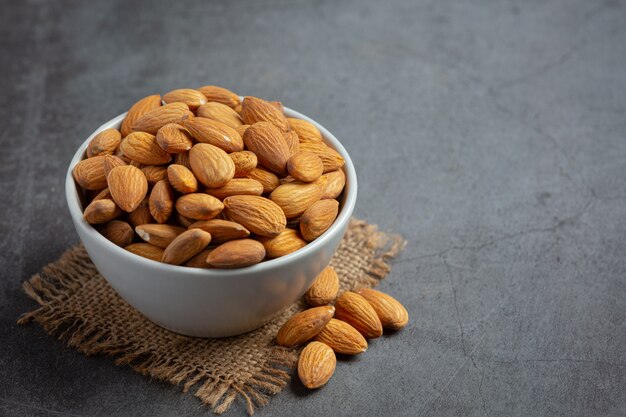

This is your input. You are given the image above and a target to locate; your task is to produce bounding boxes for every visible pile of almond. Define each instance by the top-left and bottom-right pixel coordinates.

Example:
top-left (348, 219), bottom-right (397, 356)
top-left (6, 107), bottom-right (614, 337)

top-left (277, 267), bottom-right (409, 389)
top-left (73, 86), bottom-right (346, 268)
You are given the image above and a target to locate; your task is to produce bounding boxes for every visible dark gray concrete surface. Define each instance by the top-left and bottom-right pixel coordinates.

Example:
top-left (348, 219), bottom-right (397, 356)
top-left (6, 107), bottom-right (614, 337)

top-left (1, 0), bottom-right (625, 416)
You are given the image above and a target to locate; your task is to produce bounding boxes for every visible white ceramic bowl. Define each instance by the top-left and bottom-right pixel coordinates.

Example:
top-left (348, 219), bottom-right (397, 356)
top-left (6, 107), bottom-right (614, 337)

top-left (66, 106), bottom-right (357, 337)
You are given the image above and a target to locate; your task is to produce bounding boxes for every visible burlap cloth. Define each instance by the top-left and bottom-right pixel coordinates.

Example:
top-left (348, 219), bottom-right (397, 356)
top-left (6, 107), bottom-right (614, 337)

top-left (18, 218), bottom-right (405, 415)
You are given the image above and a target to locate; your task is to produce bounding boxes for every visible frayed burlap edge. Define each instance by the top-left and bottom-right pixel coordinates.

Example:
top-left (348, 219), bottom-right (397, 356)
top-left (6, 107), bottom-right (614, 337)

top-left (18, 218), bottom-right (405, 415)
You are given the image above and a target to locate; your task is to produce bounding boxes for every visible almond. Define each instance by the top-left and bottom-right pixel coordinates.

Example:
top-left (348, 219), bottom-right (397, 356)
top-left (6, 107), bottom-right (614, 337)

top-left (175, 193), bottom-right (224, 220)
top-left (103, 154), bottom-right (127, 178)
top-left (269, 181), bottom-right (323, 219)
top-left (100, 220), bottom-right (134, 247)
top-left (189, 143), bottom-right (235, 188)
top-left (314, 318), bottom-right (367, 355)
top-left (174, 151), bottom-right (192, 170)
top-left (72, 155), bottom-right (108, 190)
top-left (300, 199), bottom-right (339, 242)
top-left (155, 123), bottom-right (193, 154)
top-left (276, 306), bottom-right (335, 348)
top-left (260, 228), bottom-right (307, 259)
top-left (197, 102), bottom-right (244, 129)
top-left (135, 224), bottom-right (185, 248)
top-left (320, 169), bottom-right (346, 199)
top-left (140, 165), bottom-right (168, 185)
top-left (167, 164), bottom-right (198, 194)
top-left (106, 165), bottom-right (148, 212)
top-left (161, 229), bottom-right (212, 265)
top-left (125, 242), bottom-right (164, 262)
top-left (299, 142), bottom-right (345, 173)
top-left (298, 341), bottom-right (336, 389)
top-left (163, 88), bottom-right (207, 110)
top-left (196, 85), bottom-right (240, 109)
top-left (87, 128), bottom-right (122, 157)
top-left (149, 180), bottom-right (174, 224)
top-left (223, 195), bottom-right (286, 237)
top-left (92, 187), bottom-right (112, 201)
top-left (334, 291), bottom-right (383, 339)
top-left (83, 198), bottom-right (121, 224)
top-left (184, 248), bottom-right (214, 268)
top-left (188, 219), bottom-right (250, 243)
top-left (174, 212), bottom-right (195, 228)
top-left (245, 167), bottom-right (280, 193)
top-left (287, 151), bottom-right (324, 183)
top-left (128, 198), bottom-right (153, 227)
top-left (235, 124), bottom-right (250, 137)
top-left (132, 102), bottom-right (192, 134)
top-left (205, 178), bottom-right (263, 200)
top-left (241, 96), bottom-right (290, 131)
top-left (182, 117), bottom-right (243, 153)
top-left (356, 288), bottom-right (409, 330)
top-left (121, 94), bottom-right (162, 137)
top-left (120, 132), bottom-right (172, 165)
top-left (243, 122), bottom-right (291, 176)
top-left (305, 266), bottom-right (339, 306)
top-left (206, 239), bottom-right (266, 268)
top-left (229, 150), bottom-right (258, 177)
top-left (287, 118), bottom-right (323, 143)
top-left (283, 130), bottom-right (300, 156)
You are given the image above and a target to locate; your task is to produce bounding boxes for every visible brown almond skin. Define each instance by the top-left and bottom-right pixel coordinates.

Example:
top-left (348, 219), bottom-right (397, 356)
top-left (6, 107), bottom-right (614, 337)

top-left (140, 165), bottom-right (168, 185)
top-left (356, 288), bottom-right (409, 330)
top-left (87, 128), bottom-right (121, 157)
top-left (196, 85), bottom-right (240, 109)
top-left (175, 193), bottom-right (224, 220)
top-left (100, 220), bottom-right (134, 247)
top-left (334, 292), bottom-right (383, 339)
top-left (243, 122), bottom-right (291, 176)
top-left (106, 165), bottom-right (149, 213)
top-left (300, 199), bottom-right (339, 242)
top-left (269, 181), bottom-right (323, 219)
top-left (162, 88), bottom-right (207, 110)
top-left (206, 239), bottom-right (266, 269)
top-left (321, 169), bottom-right (346, 199)
top-left (167, 164), bottom-right (198, 194)
top-left (156, 123), bottom-right (194, 154)
top-left (287, 151), bottom-right (324, 183)
top-left (184, 248), bottom-right (214, 268)
top-left (299, 142), bottom-right (345, 173)
top-left (229, 151), bottom-right (258, 178)
top-left (245, 167), bottom-right (280, 193)
top-left (314, 318), bottom-right (368, 355)
top-left (83, 199), bottom-right (121, 224)
top-left (188, 219), bottom-right (250, 243)
top-left (120, 132), bottom-right (172, 165)
top-left (121, 94), bottom-right (162, 137)
top-left (235, 124), bottom-right (250, 137)
top-left (103, 154), bottom-right (127, 178)
top-left (298, 341), bottom-right (336, 389)
top-left (223, 195), bottom-right (286, 237)
top-left (182, 117), bottom-right (243, 153)
top-left (305, 266), bottom-right (339, 306)
top-left (287, 118), bottom-right (323, 143)
top-left (149, 180), bottom-right (174, 224)
top-left (241, 96), bottom-right (290, 132)
top-left (197, 102), bottom-right (244, 129)
top-left (174, 151), bottom-right (192, 170)
top-left (260, 229), bottom-right (307, 259)
top-left (72, 155), bottom-right (108, 190)
top-left (276, 306), bottom-right (335, 348)
top-left (125, 243), bottom-right (164, 262)
top-left (132, 102), bottom-right (192, 134)
top-left (189, 143), bottom-right (235, 188)
top-left (162, 229), bottom-right (212, 265)
top-left (91, 187), bottom-right (112, 201)
top-left (283, 130), bottom-right (301, 156)
top-left (135, 224), bottom-right (186, 248)
top-left (205, 178), bottom-right (264, 200)
top-left (128, 198), bottom-right (153, 227)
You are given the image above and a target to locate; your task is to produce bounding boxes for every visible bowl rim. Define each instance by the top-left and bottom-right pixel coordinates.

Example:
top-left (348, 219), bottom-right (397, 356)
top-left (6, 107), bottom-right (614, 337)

top-left (66, 104), bottom-right (358, 277)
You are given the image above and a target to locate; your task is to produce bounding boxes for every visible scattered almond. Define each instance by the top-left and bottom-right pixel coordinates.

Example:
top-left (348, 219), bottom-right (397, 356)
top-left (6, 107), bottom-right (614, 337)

top-left (356, 288), bottom-right (409, 330)
top-left (314, 318), bottom-right (367, 355)
top-left (276, 306), bottom-right (335, 348)
top-left (305, 266), bottom-right (339, 306)
top-left (334, 292), bottom-right (383, 339)
top-left (298, 341), bottom-right (336, 389)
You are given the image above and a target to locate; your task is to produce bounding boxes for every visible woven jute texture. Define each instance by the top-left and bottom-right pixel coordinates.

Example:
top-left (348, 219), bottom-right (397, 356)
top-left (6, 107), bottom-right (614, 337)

top-left (18, 218), bottom-right (405, 415)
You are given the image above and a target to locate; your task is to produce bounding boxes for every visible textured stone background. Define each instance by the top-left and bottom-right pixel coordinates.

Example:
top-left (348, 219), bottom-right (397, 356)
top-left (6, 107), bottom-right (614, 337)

top-left (1, 0), bottom-right (625, 416)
